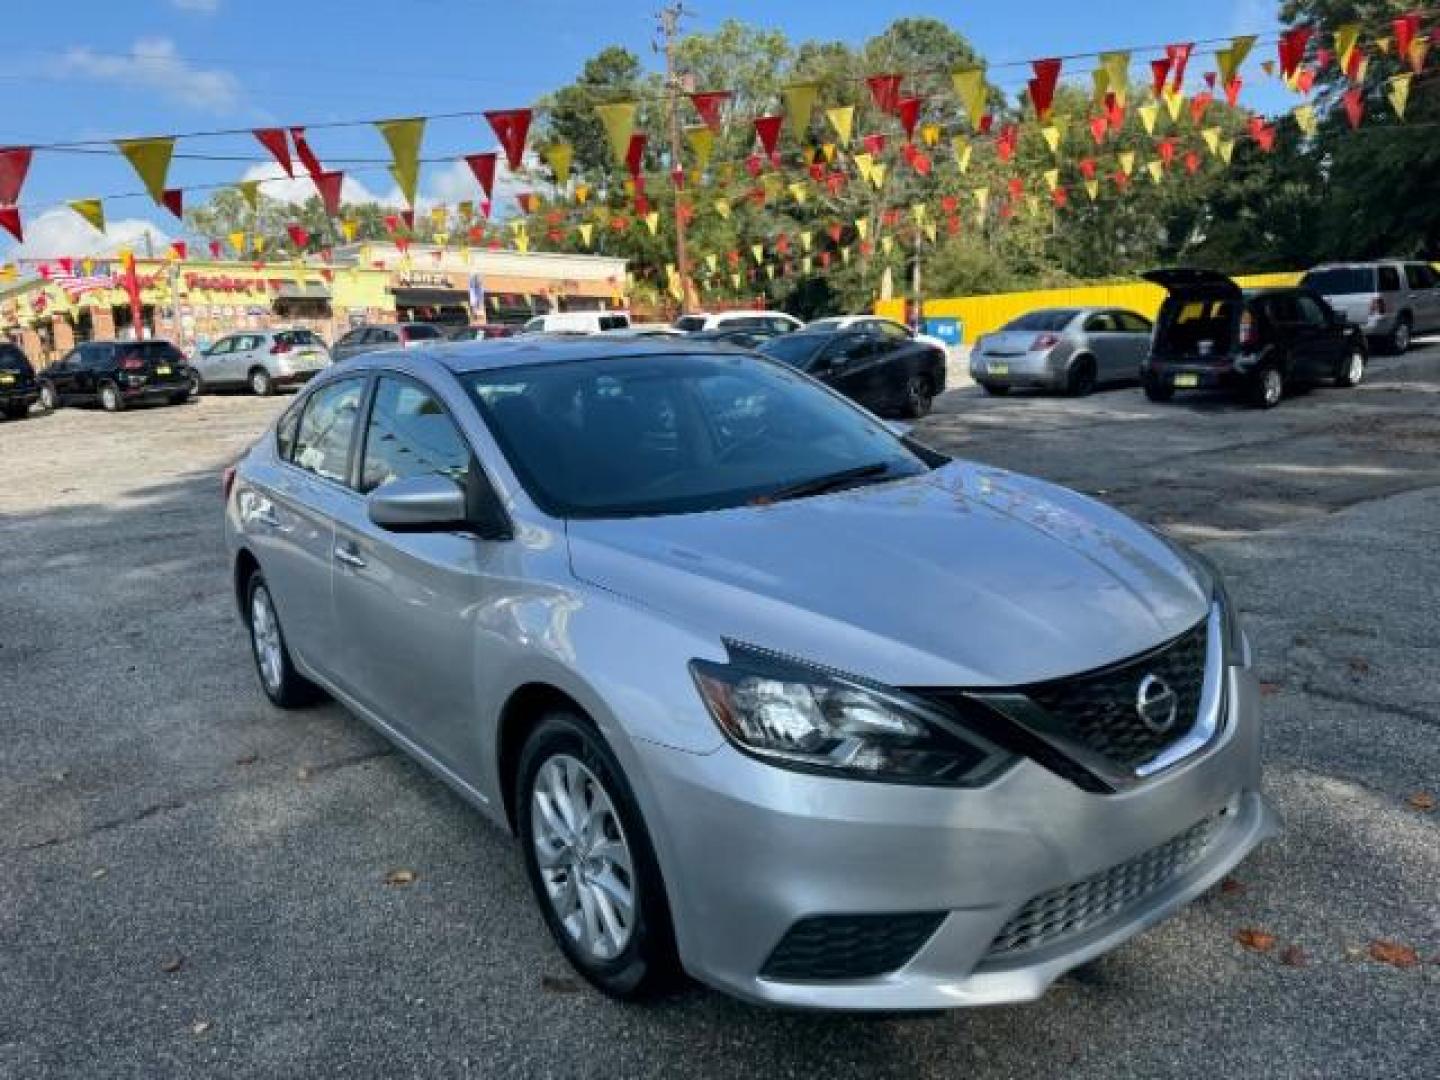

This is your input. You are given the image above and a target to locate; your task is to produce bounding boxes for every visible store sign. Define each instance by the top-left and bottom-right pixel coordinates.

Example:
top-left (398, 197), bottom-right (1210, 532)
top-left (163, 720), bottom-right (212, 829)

top-left (395, 272), bottom-right (457, 289)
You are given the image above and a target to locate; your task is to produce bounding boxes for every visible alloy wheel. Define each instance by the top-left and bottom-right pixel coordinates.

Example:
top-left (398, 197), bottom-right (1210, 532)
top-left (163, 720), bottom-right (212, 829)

top-left (249, 585), bottom-right (284, 695)
top-left (1394, 321), bottom-right (1410, 354)
top-left (39, 383), bottom-right (57, 410)
top-left (530, 753), bottom-right (636, 963)
top-left (250, 370), bottom-right (273, 396)
top-left (906, 376), bottom-right (933, 417)
top-left (100, 384), bottom-right (120, 412)
top-left (1347, 352), bottom-right (1364, 386)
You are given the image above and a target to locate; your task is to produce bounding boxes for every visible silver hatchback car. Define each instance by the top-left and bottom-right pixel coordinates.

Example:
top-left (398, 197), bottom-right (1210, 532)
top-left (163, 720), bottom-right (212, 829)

top-left (224, 339), bottom-right (1276, 1009)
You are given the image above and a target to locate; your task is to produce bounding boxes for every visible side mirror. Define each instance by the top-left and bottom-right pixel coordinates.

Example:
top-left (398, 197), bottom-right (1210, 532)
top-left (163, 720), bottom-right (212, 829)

top-left (367, 475), bottom-right (469, 532)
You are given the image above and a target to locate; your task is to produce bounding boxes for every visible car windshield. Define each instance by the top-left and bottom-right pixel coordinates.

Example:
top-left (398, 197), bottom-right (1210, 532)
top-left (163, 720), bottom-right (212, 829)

top-left (464, 353), bottom-right (927, 518)
top-left (1301, 267), bottom-right (1376, 295)
top-left (1001, 310), bottom-right (1078, 332)
top-left (756, 334), bottom-right (827, 368)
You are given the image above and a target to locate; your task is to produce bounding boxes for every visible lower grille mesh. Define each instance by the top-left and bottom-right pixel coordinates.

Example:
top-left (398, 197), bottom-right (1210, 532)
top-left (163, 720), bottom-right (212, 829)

top-left (761, 912), bottom-right (946, 981)
top-left (985, 815), bottom-right (1219, 959)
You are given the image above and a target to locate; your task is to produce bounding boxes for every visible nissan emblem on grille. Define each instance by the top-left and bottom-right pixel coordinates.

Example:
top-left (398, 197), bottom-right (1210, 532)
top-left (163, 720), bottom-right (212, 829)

top-left (1135, 674), bottom-right (1179, 734)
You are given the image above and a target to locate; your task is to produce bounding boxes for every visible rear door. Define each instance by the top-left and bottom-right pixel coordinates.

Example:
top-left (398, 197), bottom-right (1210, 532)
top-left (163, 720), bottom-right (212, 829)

top-left (1404, 263), bottom-right (1440, 333)
top-left (45, 349), bottom-right (83, 400)
top-left (200, 336), bottom-right (237, 384)
top-left (1300, 267), bottom-right (1376, 327)
top-left (1113, 310), bottom-right (1153, 379)
top-left (1081, 311), bottom-right (1129, 382)
top-left (813, 333), bottom-right (881, 407)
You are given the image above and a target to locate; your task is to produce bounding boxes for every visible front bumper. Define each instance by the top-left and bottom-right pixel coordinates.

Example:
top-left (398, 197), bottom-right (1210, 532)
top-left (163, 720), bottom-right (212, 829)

top-left (637, 662), bottom-right (1274, 1010)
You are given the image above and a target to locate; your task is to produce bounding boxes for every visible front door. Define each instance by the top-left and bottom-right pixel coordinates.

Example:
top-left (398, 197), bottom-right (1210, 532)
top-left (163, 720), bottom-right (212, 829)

top-left (329, 373), bottom-right (486, 770)
top-left (1295, 293), bottom-right (1346, 377)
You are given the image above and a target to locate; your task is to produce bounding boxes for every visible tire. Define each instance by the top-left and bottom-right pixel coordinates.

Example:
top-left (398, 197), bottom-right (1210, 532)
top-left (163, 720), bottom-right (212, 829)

top-left (980, 382), bottom-right (1009, 396)
top-left (1336, 347), bottom-right (1365, 388)
top-left (1065, 357), bottom-right (1098, 397)
top-left (1143, 374), bottom-right (1174, 402)
top-left (517, 712), bottom-right (680, 1001)
top-left (245, 571), bottom-right (324, 708)
top-left (1387, 316), bottom-right (1411, 356)
top-left (169, 389), bottom-right (190, 406)
top-left (902, 374), bottom-right (933, 418)
top-left (1252, 366), bottom-right (1284, 409)
top-left (99, 381), bottom-right (125, 412)
top-left (249, 368), bottom-right (274, 397)
top-left (187, 370), bottom-right (203, 398)
top-left (3, 401), bottom-right (27, 420)
top-left (38, 382), bottom-right (59, 411)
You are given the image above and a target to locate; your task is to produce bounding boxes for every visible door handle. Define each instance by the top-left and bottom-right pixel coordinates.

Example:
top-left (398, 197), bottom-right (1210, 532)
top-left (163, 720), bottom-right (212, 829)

top-left (333, 543), bottom-right (367, 569)
top-left (253, 506), bottom-right (281, 528)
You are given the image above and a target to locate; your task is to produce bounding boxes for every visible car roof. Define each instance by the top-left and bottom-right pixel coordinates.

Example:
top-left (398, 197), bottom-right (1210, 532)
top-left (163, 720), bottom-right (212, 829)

top-left (350, 335), bottom-right (744, 376)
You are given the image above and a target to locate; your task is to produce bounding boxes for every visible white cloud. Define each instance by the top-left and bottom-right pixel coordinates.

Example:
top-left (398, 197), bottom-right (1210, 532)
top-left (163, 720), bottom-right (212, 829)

top-left (238, 162), bottom-right (397, 208)
top-left (172, 0), bottom-right (221, 10)
top-left (7, 207), bottom-right (171, 261)
top-left (58, 37), bottom-right (241, 112)
top-left (237, 158), bottom-right (530, 216)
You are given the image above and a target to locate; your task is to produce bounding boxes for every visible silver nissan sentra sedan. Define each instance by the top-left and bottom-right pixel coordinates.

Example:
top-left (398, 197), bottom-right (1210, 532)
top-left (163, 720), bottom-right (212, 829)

top-left (224, 337), bottom-right (1277, 1009)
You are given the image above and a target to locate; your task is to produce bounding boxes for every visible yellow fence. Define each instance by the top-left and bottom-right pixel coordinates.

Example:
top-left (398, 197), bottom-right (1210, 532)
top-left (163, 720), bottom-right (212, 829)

top-left (875, 271), bottom-right (1302, 344)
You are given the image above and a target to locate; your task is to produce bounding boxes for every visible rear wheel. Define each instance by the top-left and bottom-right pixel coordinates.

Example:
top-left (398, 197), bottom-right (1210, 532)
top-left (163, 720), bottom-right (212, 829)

top-left (1388, 316), bottom-right (1411, 356)
top-left (902, 374), bottom-right (933, 418)
top-left (245, 572), bottom-right (324, 708)
top-left (1252, 366), bottom-right (1284, 409)
top-left (99, 381), bottom-right (124, 412)
top-left (249, 368), bottom-right (274, 397)
top-left (187, 370), bottom-right (203, 398)
top-left (1066, 357), bottom-right (1097, 397)
top-left (38, 382), bottom-right (59, 411)
top-left (3, 401), bottom-right (29, 420)
top-left (517, 713), bottom-right (679, 1000)
top-left (1337, 348), bottom-right (1365, 388)
top-left (1143, 375), bottom-right (1174, 402)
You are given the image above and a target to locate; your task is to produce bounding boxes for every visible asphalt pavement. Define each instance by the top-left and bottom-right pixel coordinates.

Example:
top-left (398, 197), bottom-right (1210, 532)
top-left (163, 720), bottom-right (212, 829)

top-left (1, 346), bottom-right (1436, 1078)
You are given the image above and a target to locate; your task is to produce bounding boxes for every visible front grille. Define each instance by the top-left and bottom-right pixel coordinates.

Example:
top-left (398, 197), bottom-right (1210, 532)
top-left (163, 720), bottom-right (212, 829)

top-left (984, 815), bottom-right (1219, 960)
top-left (1026, 618), bottom-right (1209, 772)
top-left (760, 912), bottom-right (946, 981)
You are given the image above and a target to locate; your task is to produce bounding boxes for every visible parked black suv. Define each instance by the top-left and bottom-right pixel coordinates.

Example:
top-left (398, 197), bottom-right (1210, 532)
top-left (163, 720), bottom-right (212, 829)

top-left (758, 325), bottom-right (947, 417)
top-left (1142, 268), bottom-right (1367, 409)
top-left (38, 340), bottom-right (194, 413)
top-left (0, 342), bottom-right (41, 420)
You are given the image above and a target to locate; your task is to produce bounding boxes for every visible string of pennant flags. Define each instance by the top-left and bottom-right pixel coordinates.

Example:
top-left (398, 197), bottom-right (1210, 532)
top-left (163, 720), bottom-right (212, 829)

top-left (1, 8), bottom-right (1436, 296)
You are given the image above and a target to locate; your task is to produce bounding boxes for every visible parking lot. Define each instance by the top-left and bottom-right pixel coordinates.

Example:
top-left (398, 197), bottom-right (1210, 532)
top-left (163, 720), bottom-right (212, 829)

top-left (2, 345), bottom-right (1437, 1079)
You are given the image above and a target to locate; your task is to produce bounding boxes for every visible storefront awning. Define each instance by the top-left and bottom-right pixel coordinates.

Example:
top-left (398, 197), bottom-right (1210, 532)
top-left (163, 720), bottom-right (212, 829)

top-left (393, 287), bottom-right (468, 306)
top-left (276, 283), bottom-right (332, 300)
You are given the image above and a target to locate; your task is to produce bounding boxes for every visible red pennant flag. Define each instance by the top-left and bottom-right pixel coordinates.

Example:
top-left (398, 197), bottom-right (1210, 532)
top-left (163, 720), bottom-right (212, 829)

top-left (1166, 43), bottom-right (1193, 90)
top-left (395, 237), bottom-right (410, 255)
top-left (859, 240), bottom-right (874, 257)
top-left (670, 165), bottom-right (685, 190)
top-left (1203, 71), bottom-right (1217, 89)
top-left (866, 74), bottom-right (903, 114)
top-left (1028, 58), bottom-right (1062, 120)
top-left (383, 213), bottom-right (400, 234)
top-left (1051, 187), bottom-right (1068, 209)
top-left (254, 129), bottom-right (293, 176)
top-left (0, 206), bottom-right (23, 243)
top-left (1007, 177), bottom-right (1024, 201)
top-left (1189, 91), bottom-right (1213, 125)
top-left (1393, 14), bottom-right (1421, 61)
top-left (1078, 157), bottom-right (1098, 181)
top-left (753, 115), bottom-right (783, 157)
top-left (896, 96), bottom-right (922, 139)
top-left (827, 223), bottom-right (844, 243)
top-left (1113, 169), bottom-right (1130, 191)
top-left (1183, 150), bottom-right (1201, 174)
top-left (286, 224), bottom-right (310, 249)
top-left (1089, 116), bottom-right (1108, 145)
top-left (1297, 68), bottom-right (1316, 94)
top-left (911, 152), bottom-right (932, 177)
top-left (634, 192), bottom-right (650, 216)
top-left (882, 208), bottom-right (901, 229)
top-left (744, 153), bottom-right (763, 178)
top-left (314, 171), bottom-right (344, 217)
top-left (1343, 87), bottom-right (1365, 129)
top-left (996, 124), bottom-right (1018, 163)
top-left (625, 131), bottom-right (647, 177)
top-left (940, 195), bottom-right (958, 214)
top-left (1105, 94), bottom-right (1125, 132)
top-left (1255, 125), bottom-right (1276, 152)
top-left (1149, 58), bottom-right (1172, 96)
top-left (862, 132), bottom-right (887, 157)
top-left (1157, 137), bottom-right (1177, 165)
top-left (946, 213), bottom-right (961, 234)
top-left (466, 152), bottom-right (498, 200)
top-left (161, 188), bottom-right (184, 220)
top-left (825, 171), bottom-right (845, 197)
top-left (818, 251), bottom-right (832, 269)
top-left (1247, 116), bottom-right (1266, 139)
top-left (0, 146), bottom-right (33, 206)
top-left (57, 257), bottom-right (73, 275)
top-left (689, 91), bottom-right (731, 132)
top-left (1278, 27), bottom-right (1312, 79)
top-left (1344, 45), bottom-right (1365, 82)
top-left (290, 128), bottom-right (325, 183)
top-left (208, 240), bottom-right (223, 259)
top-left (484, 109), bottom-right (532, 170)
top-left (170, 241), bottom-right (187, 260)
top-left (1224, 78), bottom-right (1243, 108)
top-left (1315, 47), bottom-right (1332, 69)
top-left (808, 162), bottom-right (825, 182)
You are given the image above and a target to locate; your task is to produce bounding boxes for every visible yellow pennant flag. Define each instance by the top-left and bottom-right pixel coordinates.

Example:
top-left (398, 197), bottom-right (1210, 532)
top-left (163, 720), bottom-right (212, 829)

top-left (920, 123), bottom-right (941, 147)
top-left (238, 180), bottom-right (263, 211)
top-left (714, 198), bottom-right (731, 220)
top-left (952, 68), bottom-right (987, 128)
top-left (685, 126), bottom-right (715, 172)
top-left (799, 231), bottom-right (812, 252)
top-left (68, 198), bottom-right (105, 233)
top-left (1025, 195), bottom-right (1041, 218)
top-left (1334, 24), bottom-right (1361, 73)
top-left (228, 230), bottom-right (246, 253)
top-left (1043, 168), bottom-right (1060, 192)
top-left (854, 217), bottom-right (869, 241)
top-left (544, 142), bottom-right (574, 185)
top-left (952, 137), bottom-right (973, 173)
top-left (1387, 73), bottom-right (1413, 120)
top-left (376, 118), bottom-right (425, 207)
top-left (973, 187), bottom-right (989, 214)
top-left (1202, 127), bottom-right (1222, 155)
top-left (645, 212), bottom-right (660, 235)
top-left (1118, 151), bottom-right (1136, 177)
top-left (1084, 178), bottom-right (1100, 201)
top-left (751, 244), bottom-right (764, 265)
top-left (431, 206), bottom-right (448, 228)
top-left (825, 106), bottom-right (855, 147)
top-left (1218, 139), bottom-right (1236, 165)
top-left (802, 255), bottom-right (812, 274)
top-left (821, 142), bottom-right (837, 163)
top-left (869, 163), bottom-right (887, 191)
top-left (433, 232), bottom-right (449, 248)
top-left (1294, 104), bottom-right (1318, 137)
top-left (880, 236), bottom-right (895, 256)
top-left (1145, 160), bottom-right (1164, 184)
top-left (730, 272), bottom-right (742, 290)
top-left (1162, 87), bottom-right (1185, 122)
top-left (1408, 39), bottom-right (1430, 73)
top-left (1091, 69), bottom-right (1110, 108)
top-left (841, 247), bottom-right (852, 265)
top-left (852, 151), bottom-right (875, 184)
top-left (578, 222), bottom-right (594, 246)
top-left (764, 265), bottom-right (775, 282)
top-left (253, 235), bottom-right (267, 254)
top-left (1138, 104), bottom-right (1160, 135)
top-left (789, 182), bottom-right (807, 205)
top-left (1101, 51), bottom-right (1131, 105)
top-left (911, 202), bottom-right (927, 222)
top-left (783, 83), bottom-right (820, 140)
top-left (1041, 125), bottom-right (1062, 155)
top-left (706, 253), bottom-right (718, 272)
top-left (923, 220), bottom-right (937, 243)
top-left (515, 233), bottom-right (530, 254)
top-left (116, 137), bottom-right (175, 206)
top-left (575, 183), bottom-right (591, 205)
top-left (762, 173), bottom-right (783, 202)
top-left (594, 102), bottom-right (637, 167)
top-left (1215, 35), bottom-right (1256, 87)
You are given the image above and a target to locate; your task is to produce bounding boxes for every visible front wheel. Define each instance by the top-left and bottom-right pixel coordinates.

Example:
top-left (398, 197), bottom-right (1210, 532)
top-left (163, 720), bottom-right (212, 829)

top-left (99, 381), bottom-right (125, 412)
top-left (249, 368), bottom-right (274, 397)
top-left (38, 382), bottom-right (59, 411)
top-left (1336, 348), bottom-right (1365, 388)
top-left (246, 572), bottom-right (324, 708)
top-left (1388, 317), bottom-right (1411, 356)
top-left (902, 375), bottom-right (933, 418)
top-left (1252, 366), bottom-right (1284, 409)
top-left (517, 713), bottom-right (679, 1000)
top-left (3, 400), bottom-right (29, 420)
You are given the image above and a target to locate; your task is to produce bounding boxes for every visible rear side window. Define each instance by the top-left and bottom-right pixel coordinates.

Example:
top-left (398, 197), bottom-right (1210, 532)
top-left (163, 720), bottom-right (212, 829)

top-left (359, 376), bottom-right (470, 493)
top-left (673, 316), bottom-right (706, 332)
top-left (1378, 267), bottom-right (1402, 291)
top-left (598, 315), bottom-right (629, 331)
top-left (0, 345), bottom-right (31, 373)
top-left (127, 342), bottom-right (185, 363)
top-left (405, 324), bottom-right (442, 341)
top-left (1002, 310), bottom-right (1078, 332)
top-left (1406, 264), bottom-right (1438, 289)
top-left (1302, 268), bottom-right (1375, 295)
top-left (1115, 311), bottom-right (1152, 333)
top-left (292, 378), bottom-right (366, 485)
top-left (1084, 312), bottom-right (1119, 332)
top-left (275, 330), bottom-right (318, 346)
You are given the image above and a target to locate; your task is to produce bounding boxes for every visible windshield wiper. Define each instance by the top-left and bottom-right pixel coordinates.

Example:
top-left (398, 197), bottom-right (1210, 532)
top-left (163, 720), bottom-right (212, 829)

top-left (752, 462), bottom-right (893, 505)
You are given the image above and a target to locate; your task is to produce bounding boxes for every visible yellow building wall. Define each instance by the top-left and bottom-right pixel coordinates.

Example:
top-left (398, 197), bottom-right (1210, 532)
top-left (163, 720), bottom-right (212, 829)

top-left (875, 271), bottom-right (1303, 344)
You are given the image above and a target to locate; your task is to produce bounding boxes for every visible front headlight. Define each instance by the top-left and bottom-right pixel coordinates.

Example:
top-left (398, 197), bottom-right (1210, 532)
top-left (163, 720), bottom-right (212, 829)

top-left (1151, 528), bottom-right (1251, 669)
top-left (690, 646), bottom-right (1014, 786)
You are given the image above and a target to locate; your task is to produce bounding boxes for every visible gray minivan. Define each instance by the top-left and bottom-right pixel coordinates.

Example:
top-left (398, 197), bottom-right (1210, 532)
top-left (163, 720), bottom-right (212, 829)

top-left (1300, 262), bottom-right (1440, 354)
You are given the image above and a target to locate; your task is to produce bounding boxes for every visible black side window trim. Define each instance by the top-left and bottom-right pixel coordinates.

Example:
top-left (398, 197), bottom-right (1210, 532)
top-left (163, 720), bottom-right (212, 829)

top-left (277, 374), bottom-right (372, 496)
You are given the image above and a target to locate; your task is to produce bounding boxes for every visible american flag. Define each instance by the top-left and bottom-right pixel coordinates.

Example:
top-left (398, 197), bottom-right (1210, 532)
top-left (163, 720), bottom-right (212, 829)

top-left (52, 273), bottom-right (116, 297)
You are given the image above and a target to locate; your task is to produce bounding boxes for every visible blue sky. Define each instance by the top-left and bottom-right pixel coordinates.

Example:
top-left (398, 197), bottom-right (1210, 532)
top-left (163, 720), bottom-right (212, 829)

top-left (2, 0), bottom-right (1281, 261)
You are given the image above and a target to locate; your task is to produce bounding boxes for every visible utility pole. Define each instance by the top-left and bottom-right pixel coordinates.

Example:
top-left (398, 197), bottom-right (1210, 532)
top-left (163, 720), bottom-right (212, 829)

top-left (656, 3), bottom-right (694, 314)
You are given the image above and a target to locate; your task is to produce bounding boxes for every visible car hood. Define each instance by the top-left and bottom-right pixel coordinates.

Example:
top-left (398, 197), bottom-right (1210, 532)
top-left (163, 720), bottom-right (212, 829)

top-left (566, 463), bottom-right (1209, 687)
